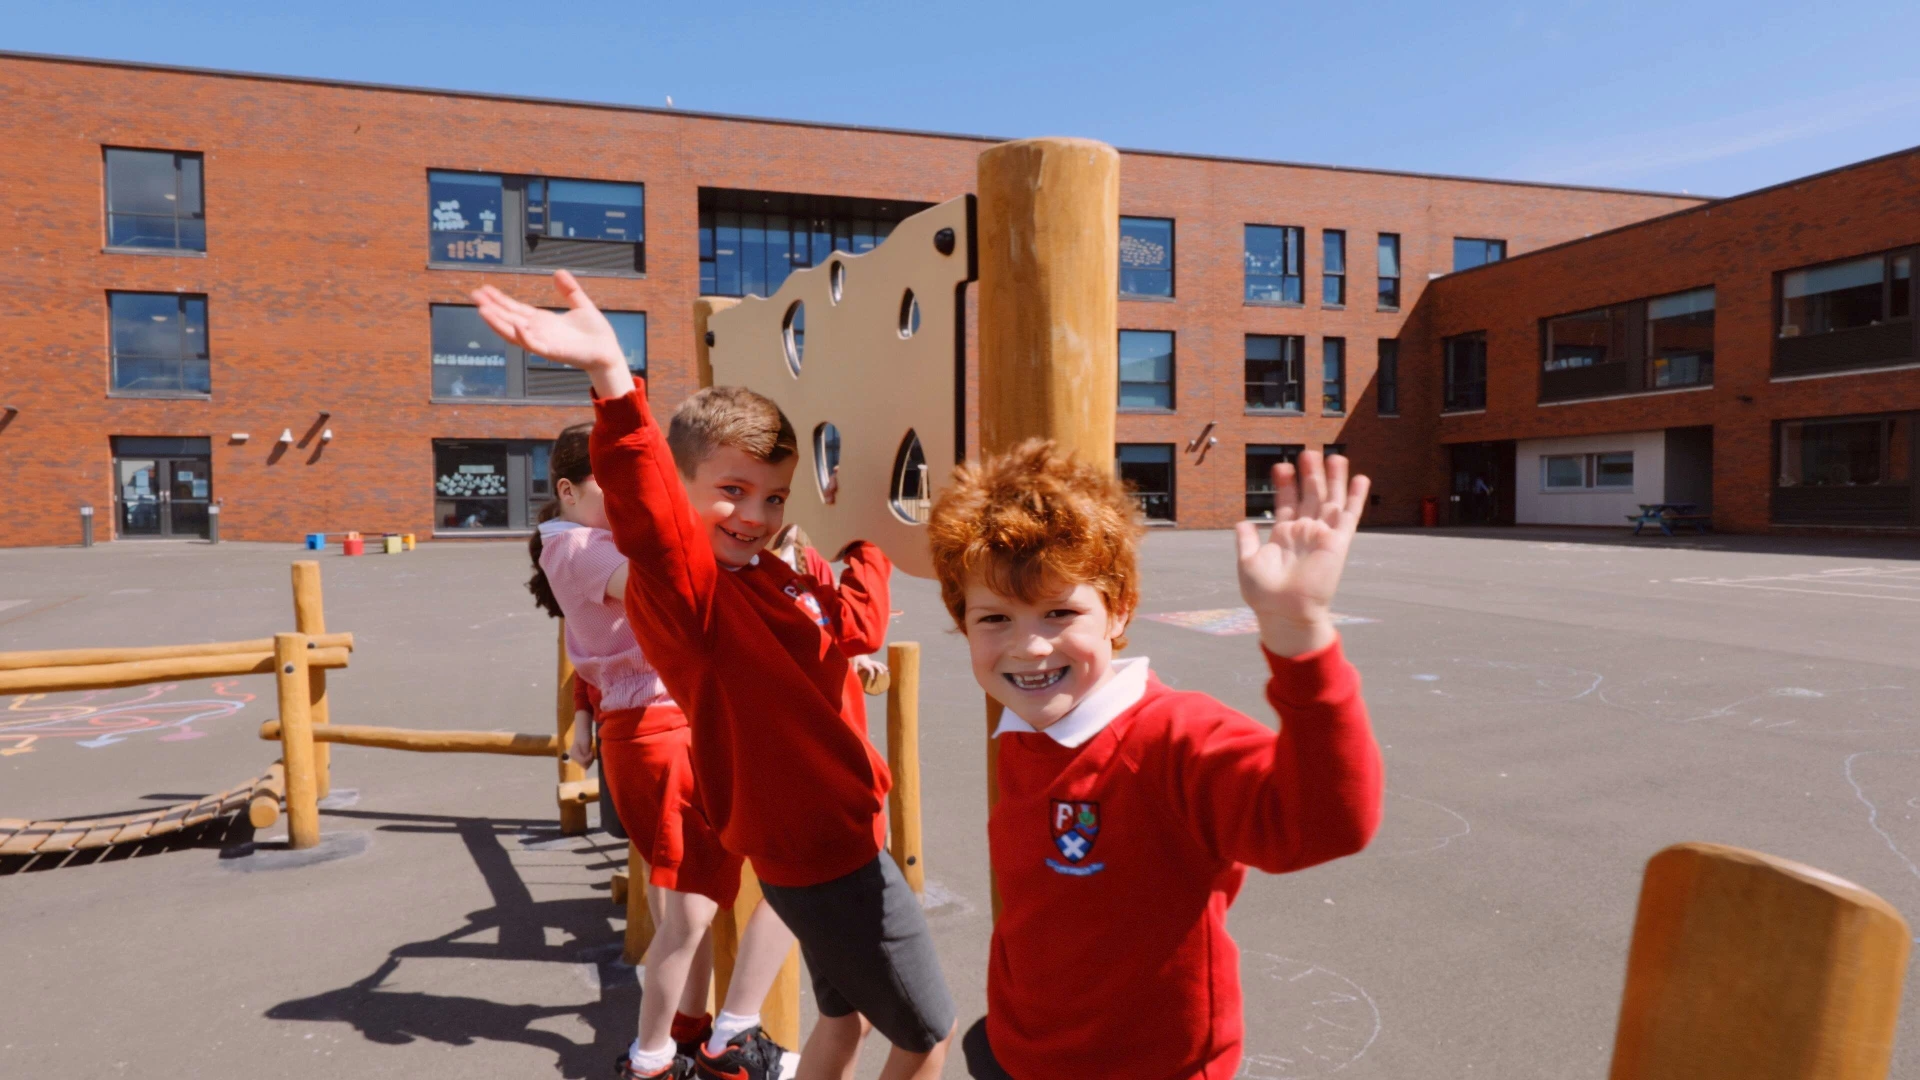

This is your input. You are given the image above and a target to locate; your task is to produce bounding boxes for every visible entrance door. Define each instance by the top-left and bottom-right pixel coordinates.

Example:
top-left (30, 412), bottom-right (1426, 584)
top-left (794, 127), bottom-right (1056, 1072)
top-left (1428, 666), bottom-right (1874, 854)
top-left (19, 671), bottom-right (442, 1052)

top-left (1448, 441), bottom-right (1517, 525)
top-left (114, 456), bottom-right (211, 538)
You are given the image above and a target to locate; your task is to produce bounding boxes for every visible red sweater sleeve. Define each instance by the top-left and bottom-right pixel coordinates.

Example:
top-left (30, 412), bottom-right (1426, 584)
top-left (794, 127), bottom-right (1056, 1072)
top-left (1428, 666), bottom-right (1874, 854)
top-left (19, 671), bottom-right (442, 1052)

top-left (588, 388), bottom-right (717, 648)
top-left (825, 541), bottom-right (891, 658)
top-left (571, 672), bottom-right (596, 717)
top-left (1170, 636), bottom-right (1383, 872)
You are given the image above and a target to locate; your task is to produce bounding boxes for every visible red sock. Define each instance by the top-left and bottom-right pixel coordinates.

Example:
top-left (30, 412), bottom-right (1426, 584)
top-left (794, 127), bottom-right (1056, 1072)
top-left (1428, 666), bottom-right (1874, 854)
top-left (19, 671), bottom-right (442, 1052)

top-left (671, 1011), bottom-right (713, 1046)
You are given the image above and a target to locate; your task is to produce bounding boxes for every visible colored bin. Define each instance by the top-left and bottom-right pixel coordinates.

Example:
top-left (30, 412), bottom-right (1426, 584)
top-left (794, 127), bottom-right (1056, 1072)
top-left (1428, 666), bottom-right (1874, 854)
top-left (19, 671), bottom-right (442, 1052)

top-left (306, 533), bottom-right (326, 550)
top-left (1420, 497), bottom-right (1439, 528)
top-left (383, 535), bottom-right (404, 555)
top-left (342, 535), bottom-right (365, 556)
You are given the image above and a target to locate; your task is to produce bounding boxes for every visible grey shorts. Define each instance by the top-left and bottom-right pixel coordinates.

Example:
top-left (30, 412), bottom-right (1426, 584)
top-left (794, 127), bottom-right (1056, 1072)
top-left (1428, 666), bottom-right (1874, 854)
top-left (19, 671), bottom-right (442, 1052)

top-left (759, 854), bottom-right (955, 1053)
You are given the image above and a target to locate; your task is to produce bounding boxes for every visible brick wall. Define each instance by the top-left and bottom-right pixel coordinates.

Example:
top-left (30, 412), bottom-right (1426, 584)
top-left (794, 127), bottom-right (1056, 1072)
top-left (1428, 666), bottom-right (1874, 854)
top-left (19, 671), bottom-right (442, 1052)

top-left (0, 53), bottom-right (1702, 546)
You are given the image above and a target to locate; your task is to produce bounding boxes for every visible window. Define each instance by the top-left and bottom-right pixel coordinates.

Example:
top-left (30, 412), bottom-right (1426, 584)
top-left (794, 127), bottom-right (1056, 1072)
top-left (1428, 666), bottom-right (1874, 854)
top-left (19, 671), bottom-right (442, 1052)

top-left (1541, 452), bottom-right (1634, 491)
top-left (1322, 230), bottom-right (1346, 306)
top-left (433, 305), bottom-right (645, 401)
top-left (1378, 234), bottom-right (1401, 309)
top-left (1443, 331), bottom-right (1486, 411)
top-left (1647, 288), bottom-right (1715, 388)
top-left (1453, 238), bottom-right (1506, 271)
top-left (1322, 337), bottom-right (1346, 414)
top-left (1781, 254), bottom-right (1911, 337)
top-left (698, 190), bottom-right (926, 298)
top-left (1121, 217), bottom-right (1175, 297)
top-left (1324, 443), bottom-right (1347, 458)
top-left (1117, 444), bottom-right (1176, 521)
top-left (105, 148), bottom-right (205, 252)
top-left (1245, 334), bottom-right (1304, 411)
top-left (429, 170), bottom-right (645, 273)
top-left (1778, 417), bottom-right (1909, 487)
top-left (1245, 225), bottom-right (1303, 303)
top-left (1545, 306), bottom-right (1626, 371)
top-left (110, 292), bottom-right (210, 395)
top-left (434, 440), bottom-right (555, 531)
top-left (1119, 330), bottom-right (1175, 410)
top-left (1377, 339), bottom-right (1400, 415)
top-left (1245, 444), bottom-right (1303, 518)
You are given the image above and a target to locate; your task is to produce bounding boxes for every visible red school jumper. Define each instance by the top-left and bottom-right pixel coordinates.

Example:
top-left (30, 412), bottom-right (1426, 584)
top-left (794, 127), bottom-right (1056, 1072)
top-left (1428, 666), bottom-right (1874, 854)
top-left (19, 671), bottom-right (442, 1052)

top-left (590, 388), bottom-right (893, 888)
top-left (986, 640), bottom-right (1383, 1080)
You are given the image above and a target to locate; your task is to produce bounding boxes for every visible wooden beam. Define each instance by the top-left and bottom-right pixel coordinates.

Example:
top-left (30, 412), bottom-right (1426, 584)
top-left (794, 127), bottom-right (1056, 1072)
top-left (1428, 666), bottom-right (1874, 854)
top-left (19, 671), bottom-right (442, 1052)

top-left (886, 641), bottom-right (925, 893)
top-left (556, 622), bottom-right (588, 835)
top-left (273, 634), bottom-right (321, 850)
top-left (0, 633), bottom-right (354, 672)
top-left (557, 777), bottom-right (600, 804)
top-left (248, 761), bottom-right (287, 829)
top-left (623, 842), bottom-right (654, 965)
top-left (693, 296), bottom-right (740, 391)
top-left (258, 720), bottom-right (559, 756)
top-left (291, 561), bottom-right (332, 799)
top-left (1609, 842), bottom-right (1910, 1080)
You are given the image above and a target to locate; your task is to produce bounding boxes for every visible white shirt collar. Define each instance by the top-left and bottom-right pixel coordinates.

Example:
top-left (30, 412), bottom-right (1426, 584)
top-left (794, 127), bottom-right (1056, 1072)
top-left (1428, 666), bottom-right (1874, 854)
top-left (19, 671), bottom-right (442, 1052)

top-left (537, 519), bottom-right (586, 538)
top-left (993, 656), bottom-right (1151, 748)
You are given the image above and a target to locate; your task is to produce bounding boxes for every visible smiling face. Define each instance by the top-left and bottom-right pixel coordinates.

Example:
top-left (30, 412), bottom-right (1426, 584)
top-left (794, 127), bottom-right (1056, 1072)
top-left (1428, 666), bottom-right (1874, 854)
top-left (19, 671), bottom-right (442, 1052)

top-left (963, 573), bottom-right (1131, 731)
top-left (684, 445), bottom-right (795, 568)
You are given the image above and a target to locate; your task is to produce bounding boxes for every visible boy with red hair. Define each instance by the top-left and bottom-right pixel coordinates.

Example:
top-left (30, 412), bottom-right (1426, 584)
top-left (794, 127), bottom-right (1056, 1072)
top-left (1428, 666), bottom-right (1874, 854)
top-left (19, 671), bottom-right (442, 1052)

top-left (927, 441), bottom-right (1384, 1080)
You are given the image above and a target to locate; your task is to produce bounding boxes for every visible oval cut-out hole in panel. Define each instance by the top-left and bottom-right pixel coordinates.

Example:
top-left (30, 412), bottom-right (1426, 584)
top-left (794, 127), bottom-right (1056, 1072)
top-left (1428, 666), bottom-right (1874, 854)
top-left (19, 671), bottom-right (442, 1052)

top-left (889, 429), bottom-right (929, 524)
top-left (898, 289), bottom-right (920, 339)
top-left (782, 301), bottom-right (805, 375)
top-left (813, 422), bottom-right (842, 502)
top-left (829, 261), bottom-right (845, 304)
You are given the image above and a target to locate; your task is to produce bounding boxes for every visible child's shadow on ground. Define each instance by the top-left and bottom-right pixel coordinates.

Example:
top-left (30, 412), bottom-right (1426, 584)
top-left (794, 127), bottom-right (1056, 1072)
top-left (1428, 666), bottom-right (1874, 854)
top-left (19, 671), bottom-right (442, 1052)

top-left (266, 812), bottom-right (638, 1079)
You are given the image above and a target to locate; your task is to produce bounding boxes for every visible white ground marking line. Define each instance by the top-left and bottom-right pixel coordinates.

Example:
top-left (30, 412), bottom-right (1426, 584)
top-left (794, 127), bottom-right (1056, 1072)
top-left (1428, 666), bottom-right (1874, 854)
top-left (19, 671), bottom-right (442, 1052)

top-left (1356, 791), bottom-right (1472, 858)
top-left (1672, 577), bottom-right (1920, 603)
top-left (0, 600), bottom-right (27, 613)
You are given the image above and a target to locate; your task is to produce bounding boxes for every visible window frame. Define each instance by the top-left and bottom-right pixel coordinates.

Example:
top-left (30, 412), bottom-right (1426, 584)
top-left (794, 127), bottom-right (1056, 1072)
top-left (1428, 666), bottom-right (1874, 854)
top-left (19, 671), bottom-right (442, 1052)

top-left (103, 147), bottom-right (207, 255)
top-left (1377, 338), bottom-right (1400, 416)
top-left (108, 290), bottom-right (212, 399)
top-left (1117, 443), bottom-right (1178, 522)
top-left (1443, 331), bottom-right (1487, 412)
top-left (1538, 451), bottom-right (1636, 492)
top-left (1322, 229), bottom-right (1347, 307)
top-left (1377, 233), bottom-right (1402, 311)
top-left (1322, 336), bottom-right (1347, 415)
top-left (1120, 216), bottom-right (1176, 299)
top-left (1772, 247), bottom-right (1917, 378)
top-left (1244, 443), bottom-right (1304, 519)
top-left (431, 303), bottom-right (646, 404)
top-left (1118, 329), bottom-right (1177, 412)
top-left (1452, 237), bottom-right (1507, 271)
top-left (1244, 224), bottom-right (1305, 305)
top-left (698, 193), bottom-right (923, 298)
top-left (428, 169), bottom-right (647, 276)
top-left (1537, 286), bottom-right (1718, 402)
top-left (1244, 334), bottom-right (1305, 413)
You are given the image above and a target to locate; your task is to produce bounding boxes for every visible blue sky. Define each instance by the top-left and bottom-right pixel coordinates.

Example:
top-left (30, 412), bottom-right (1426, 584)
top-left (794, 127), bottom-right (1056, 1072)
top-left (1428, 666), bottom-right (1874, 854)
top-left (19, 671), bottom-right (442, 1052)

top-left (7, 0), bottom-right (1918, 197)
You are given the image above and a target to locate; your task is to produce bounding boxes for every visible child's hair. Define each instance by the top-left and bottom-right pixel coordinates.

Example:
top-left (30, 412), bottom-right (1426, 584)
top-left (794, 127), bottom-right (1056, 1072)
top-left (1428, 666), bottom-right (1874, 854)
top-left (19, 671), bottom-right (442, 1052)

top-left (667, 386), bottom-right (797, 477)
top-left (927, 439), bottom-right (1144, 648)
top-left (527, 422), bottom-right (595, 619)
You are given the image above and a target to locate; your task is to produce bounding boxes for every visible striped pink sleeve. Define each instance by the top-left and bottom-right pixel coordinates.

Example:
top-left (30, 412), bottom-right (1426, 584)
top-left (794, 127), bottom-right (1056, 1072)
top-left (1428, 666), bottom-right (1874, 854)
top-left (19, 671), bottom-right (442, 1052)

top-left (542, 528), bottom-right (629, 612)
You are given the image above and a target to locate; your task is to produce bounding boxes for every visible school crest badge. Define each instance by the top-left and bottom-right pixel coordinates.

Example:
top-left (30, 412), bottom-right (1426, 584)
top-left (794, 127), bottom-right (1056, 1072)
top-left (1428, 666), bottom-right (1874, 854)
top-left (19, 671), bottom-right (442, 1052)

top-left (1047, 800), bottom-right (1103, 875)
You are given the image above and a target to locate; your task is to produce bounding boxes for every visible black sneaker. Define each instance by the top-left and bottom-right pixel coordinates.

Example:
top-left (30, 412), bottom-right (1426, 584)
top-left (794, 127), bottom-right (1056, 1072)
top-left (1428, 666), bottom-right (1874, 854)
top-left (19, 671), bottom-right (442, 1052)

top-left (616, 1049), bottom-right (694, 1079)
top-left (693, 1025), bottom-right (786, 1080)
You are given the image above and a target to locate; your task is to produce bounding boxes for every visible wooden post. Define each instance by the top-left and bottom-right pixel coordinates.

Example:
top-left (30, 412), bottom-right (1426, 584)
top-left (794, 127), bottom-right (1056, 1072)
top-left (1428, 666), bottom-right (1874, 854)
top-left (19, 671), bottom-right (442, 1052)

top-left (273, 633), bottom-right (321, 850)
top-left (693, 297), bottom-right (741, 391)
top-left (886, 642), bottom-right (925, 893)
top-left (1609, 842), bottom-right (1910, 1080)
top-left (976, 137), bottom-right (1119, 921)
top-left (291, 561), bottom-right (331, 799)
top-left (622, 842), bottom-right (655, 965)
top-left (711, 864), bottom-right (803, 1051)
top-left (556, 622), bottom-right (588, 836)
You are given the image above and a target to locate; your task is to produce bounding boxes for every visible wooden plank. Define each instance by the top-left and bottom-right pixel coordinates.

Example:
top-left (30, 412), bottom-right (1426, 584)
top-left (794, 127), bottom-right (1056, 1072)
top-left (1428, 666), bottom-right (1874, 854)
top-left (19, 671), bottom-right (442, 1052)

top-left (258, 720), bottom-right (560, 756)
top-left (0, 822), bottom-right (57, 855)
top-left (556, 623), bottom-right (587, 835)
top-left (0, 646), bottom-right (351, 695)
top-left (886, 641), bottom-right (925, 893)
top-left (292, 561), bottom-right (333, 799)
top-left (275, 633), bottom-right (321, 850)
top-left (0, 632), bottom-right (354, 671)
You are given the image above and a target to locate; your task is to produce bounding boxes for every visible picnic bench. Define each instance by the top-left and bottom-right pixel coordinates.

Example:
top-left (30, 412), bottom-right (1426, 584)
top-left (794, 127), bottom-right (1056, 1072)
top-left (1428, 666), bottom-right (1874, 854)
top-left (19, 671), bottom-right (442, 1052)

top-left (1628, 503), bottom-right (1711, 536)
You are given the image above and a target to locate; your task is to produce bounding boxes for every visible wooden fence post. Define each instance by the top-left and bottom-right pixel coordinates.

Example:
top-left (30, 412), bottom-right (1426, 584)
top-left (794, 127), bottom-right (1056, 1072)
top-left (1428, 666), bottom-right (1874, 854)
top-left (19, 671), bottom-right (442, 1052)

top-left (556, 621), bottom-right (588, 836)
top-left (1609, 842), bottom-right (1910, 1080)
top-left (694, 297), bottom-right (741, 391)
top-left (622, 843), bottom-right (656, 965)
top-left (273, 633), bottom-right (321, 850)
top-left (291, 561), bottom-right (331, 799)
top-left (887, 641), bottom-right (925, 893)
top-left (976, 137), bottom-right (1119, 921)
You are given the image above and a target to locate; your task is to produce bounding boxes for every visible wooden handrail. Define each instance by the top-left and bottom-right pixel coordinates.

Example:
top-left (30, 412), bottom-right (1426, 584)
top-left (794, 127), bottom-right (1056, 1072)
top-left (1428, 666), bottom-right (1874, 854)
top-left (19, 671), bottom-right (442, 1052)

top-left (0, 632), bottom-right (355, 671)
top-left (260, 720), bottom-right (559, 757)
top-left (0, 646), bottom-right (352, 695)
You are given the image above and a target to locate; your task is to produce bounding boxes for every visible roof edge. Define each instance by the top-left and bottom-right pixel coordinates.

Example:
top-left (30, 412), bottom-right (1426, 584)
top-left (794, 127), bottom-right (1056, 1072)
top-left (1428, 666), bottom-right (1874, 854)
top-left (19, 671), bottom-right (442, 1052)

top-left (2, 48), bottom-right (1711, 202)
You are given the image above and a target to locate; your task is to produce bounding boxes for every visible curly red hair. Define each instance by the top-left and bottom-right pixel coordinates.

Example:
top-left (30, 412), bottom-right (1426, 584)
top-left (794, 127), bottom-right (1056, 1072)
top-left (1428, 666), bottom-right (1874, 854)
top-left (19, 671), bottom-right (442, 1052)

top-left (927, 439), bottom-right (1145, 648)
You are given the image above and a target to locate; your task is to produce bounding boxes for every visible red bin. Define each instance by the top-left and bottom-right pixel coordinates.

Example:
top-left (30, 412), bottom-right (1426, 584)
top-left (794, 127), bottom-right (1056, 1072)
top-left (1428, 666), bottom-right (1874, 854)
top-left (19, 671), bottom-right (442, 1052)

top-left (342, 535), bottom-right (365, 556)
top-left (1420, 496), bottom-right (1439, 527)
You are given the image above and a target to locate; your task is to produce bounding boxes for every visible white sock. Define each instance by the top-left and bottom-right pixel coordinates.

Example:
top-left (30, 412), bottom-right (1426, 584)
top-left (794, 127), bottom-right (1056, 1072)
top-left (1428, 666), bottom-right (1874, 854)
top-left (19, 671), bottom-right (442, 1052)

top-left (627, 1037), bottom-right (676, 1074)
top-left (707, 1009), bottom-right (761, 1055)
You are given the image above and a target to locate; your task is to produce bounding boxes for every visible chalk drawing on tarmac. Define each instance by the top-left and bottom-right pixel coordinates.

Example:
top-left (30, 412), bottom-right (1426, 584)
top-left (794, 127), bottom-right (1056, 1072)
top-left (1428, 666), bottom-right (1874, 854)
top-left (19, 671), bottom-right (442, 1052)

top-left (1845, 750), bottom-right (1920, 890)
top-left (1237, 953), bottom-right (1381, 1078)
top-left (1354, 791), bottom-right (1472, 858)
top-left (1, 681), bottom-right (255, 756)
top-left (1142, 608), bottom-right (1377, 636)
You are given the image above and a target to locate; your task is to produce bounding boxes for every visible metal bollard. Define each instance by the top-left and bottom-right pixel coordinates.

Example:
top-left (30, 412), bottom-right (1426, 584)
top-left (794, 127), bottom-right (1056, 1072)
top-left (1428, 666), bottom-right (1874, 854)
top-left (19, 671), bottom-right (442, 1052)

top-left (207, 504), bottom-right (220, 544)
top-left (80, 505), bottom-right (94, 548)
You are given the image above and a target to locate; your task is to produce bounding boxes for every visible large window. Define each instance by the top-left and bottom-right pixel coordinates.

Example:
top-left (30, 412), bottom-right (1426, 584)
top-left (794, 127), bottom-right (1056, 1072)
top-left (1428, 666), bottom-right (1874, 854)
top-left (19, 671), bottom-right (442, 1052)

top-left (1322, 337), bottom-right (1346, 414)
top-left (1322, 230), bottom-right (1346, 306)
top-left (105, 148), bottom-right (205, 252)
top-left (1119, 330), bottom-right (1175, 410)
top-left (1453, 237), bottom-right (1506, 271)
top-left (1541, 452), bottom-right (1634, 491)
top-left (1117, 444), bottom-right (1176, 522)
top-left (1245, 334), bottom-right (1304, 412)
top-left (1377, 339), bottom-right (1400, 416)
top-left (1545, 306), bottom-right (1628, 371)
top-left (1540, 288), bottom-right (1716, 401)
top-left (434, 440), bottom-right (555, 531)
top-left (429, 170), bottom-right (645, 273)
top-left (698, 190), bottom-right (926, 298)
top-left (432, 305), bottom-right (644, 401)
top-left (1775, 250), bottom-right (1915, 377)
top-left (1244, 225), bottom-right (1303, 303)
top-left (110, 292), bottom-right (210, 396)
top-left (1648, 288), bottom-right (1716, 388)
top-left (1121, 217), bottom-right (1175, 298)
top-left (1245, 444), bottom-right (1303, 519)
top-left (1443, 331), bottom-right (1487, 411)
top-left (1378, 234), bottom-right (1402, 310)
top-left (1773, 414), bottom-right (1916, 526)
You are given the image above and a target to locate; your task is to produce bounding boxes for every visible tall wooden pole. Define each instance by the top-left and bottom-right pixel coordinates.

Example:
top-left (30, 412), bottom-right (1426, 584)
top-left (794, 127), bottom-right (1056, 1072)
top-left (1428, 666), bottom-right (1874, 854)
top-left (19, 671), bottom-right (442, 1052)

top-left (555, 622), bottom-right (588, 836)
top-left (290, 561), bottom-right (331, 799)
top-left (886, 642), bottom-right (925, 893)
top-left (976, 137), bottom-right (1120, 920)
top-left (1609, 842), bottom-right (1910, 1080)
top-left (273, 633), bottom-right (320, 850)
top-left (622, 846), bottom-right (655, 965)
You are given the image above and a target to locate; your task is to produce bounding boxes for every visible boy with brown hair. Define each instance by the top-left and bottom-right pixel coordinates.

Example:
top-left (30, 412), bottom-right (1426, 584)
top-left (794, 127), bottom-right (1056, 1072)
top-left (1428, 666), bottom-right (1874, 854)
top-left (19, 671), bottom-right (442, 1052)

top-left (472, 272), bottom-right (955, 1080)
top-left (927, 440), bottom-right (1384, 1080)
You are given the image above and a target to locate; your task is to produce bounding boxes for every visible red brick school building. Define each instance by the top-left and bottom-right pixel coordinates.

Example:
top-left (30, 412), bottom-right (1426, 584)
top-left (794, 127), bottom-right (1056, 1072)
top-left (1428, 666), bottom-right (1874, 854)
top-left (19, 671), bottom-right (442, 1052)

top-left (2, 51), bottom-right (1915, 547)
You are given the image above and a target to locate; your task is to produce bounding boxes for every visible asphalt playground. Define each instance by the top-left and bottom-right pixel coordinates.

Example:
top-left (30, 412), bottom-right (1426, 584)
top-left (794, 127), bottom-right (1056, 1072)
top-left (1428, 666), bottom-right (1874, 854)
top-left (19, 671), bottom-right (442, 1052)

top-left (3, 527), bottom-right (1917, 1079)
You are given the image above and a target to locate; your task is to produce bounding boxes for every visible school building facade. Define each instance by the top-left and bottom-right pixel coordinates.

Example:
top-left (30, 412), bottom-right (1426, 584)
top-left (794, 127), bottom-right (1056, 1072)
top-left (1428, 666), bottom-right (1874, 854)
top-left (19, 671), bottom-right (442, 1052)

top-left (0, 50), bottom-right (1911, 548)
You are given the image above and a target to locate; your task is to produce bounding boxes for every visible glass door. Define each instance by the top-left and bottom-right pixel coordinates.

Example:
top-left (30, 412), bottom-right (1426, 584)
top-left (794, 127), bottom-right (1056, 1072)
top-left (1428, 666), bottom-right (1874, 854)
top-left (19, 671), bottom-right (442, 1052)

top-left (116, 458), bottom-right (163, 536)
top-left (166, 459), bottom-right (211, 537)
top-left (113, 456), bottom-right (210, 537)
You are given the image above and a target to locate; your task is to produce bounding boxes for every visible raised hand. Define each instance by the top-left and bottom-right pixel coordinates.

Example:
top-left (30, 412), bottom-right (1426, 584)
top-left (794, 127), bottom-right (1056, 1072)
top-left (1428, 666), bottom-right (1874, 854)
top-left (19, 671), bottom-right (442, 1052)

top-left (1233, 451), bottom-right (1371, 657)
top-left (470, 270), bottom-right (636, 400)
